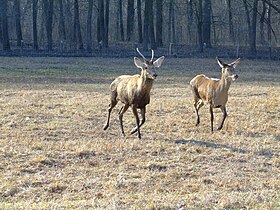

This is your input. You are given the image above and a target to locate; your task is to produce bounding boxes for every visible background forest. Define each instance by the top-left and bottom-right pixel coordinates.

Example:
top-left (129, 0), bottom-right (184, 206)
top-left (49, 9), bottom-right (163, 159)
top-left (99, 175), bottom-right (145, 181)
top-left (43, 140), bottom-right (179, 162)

top-left (0, 0), bottom-right (279, 58)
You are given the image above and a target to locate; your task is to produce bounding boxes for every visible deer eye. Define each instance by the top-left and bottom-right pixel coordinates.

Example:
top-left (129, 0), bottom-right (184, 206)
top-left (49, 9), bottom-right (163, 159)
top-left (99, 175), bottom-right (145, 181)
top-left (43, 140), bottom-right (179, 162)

top-left (144, 67), bottom-right (148, 70)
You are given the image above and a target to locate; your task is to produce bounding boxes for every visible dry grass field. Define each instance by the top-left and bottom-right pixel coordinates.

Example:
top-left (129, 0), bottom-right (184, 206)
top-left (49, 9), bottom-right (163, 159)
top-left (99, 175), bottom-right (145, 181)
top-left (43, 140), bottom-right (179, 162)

top-left (0, 56), bottom-right (279, 209)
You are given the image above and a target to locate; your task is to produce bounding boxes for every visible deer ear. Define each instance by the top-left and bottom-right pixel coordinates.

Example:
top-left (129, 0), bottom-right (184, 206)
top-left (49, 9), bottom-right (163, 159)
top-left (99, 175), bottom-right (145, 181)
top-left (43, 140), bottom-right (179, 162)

top-left (134, 57), bottom-right (144, 69)
top-left (229, 58), bottom-right (240, 68)
top-left (153, 56), bottom-right (165, 68)
top-left (216, 57), bottom-right (225, 68)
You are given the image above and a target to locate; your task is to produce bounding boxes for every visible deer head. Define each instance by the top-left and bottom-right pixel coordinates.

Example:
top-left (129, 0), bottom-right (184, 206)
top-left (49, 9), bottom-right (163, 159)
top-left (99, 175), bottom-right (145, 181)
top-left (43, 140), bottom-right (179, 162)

top-left (134, 48), bottom-right (165, 80)
top-left (216, 57), bottom-right (240, 81)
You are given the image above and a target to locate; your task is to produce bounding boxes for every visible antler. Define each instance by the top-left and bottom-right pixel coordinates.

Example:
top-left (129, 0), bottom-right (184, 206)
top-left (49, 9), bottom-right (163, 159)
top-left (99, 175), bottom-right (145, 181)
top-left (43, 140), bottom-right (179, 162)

top-left (150, 49), bottom-right (154, 62)
top-left (136, 48), bottom-right (146, 60)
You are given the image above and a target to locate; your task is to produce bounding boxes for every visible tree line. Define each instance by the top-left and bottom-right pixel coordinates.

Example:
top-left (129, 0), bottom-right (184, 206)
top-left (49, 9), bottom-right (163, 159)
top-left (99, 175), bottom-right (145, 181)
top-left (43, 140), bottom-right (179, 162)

top-left (0, 0), bottom-right (279, 56)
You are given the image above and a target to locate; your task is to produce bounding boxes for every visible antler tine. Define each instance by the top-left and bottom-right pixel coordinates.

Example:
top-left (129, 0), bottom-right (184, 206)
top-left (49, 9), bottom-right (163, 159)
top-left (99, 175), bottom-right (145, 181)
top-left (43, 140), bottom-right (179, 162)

top-left (136, 48), bottom-right (146, 60)
top-left (150, 49), bottom-right (154, 62)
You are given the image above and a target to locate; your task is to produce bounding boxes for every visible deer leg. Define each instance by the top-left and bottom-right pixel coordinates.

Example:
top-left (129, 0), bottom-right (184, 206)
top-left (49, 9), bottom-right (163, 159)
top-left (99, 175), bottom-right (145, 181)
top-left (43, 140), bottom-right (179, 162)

top-left (209, 105), bottom-right (214, 133)
top-left (132, 105), bottom-right (141, 139)
top-left (194, 99), bottom-right (204, 126)
top-left (217, 106), bottom-right (227, 131)
top-left (130, 107), bottom-right (146, 135)
top-left (103, 100), bottom-right (118, 130)
top-left (118, 104), bottom-right (129, 136)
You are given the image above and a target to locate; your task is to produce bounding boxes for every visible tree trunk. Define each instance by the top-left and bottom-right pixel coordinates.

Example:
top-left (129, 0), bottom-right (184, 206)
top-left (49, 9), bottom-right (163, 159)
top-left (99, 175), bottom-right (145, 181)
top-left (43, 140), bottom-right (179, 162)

top-left (127, 0), bottom-right (135, 41)
top-left (137, 0), bottom-right (143, 43)
top-left (0, 14), bottom-right (3, 44)
top-left (14, 0), bottom-right (23, 47)
top-left (87, 0), bottom-right (93, 51)
top-left (260, 1), bottom-right (266, 45)
top-left (187, 0), bottom-right (194, 44)
top-left (43, 0), bottom-right (53, 51)
top-left (143, 0), bottom-right (150, 50)
top-left (250, 0), bottom-right (258, 56)
top-left (73, 0), bottom-right (84, 50)
top-left (0, 0), bottom-right (11, 50)
top-left (118, 0), bottom-right (124, 41)
top-left (202, 0), bottom-right (211, 48)
top-left (156, 0), bottom-right (163, 47)
top-left (227, 0), bottom-right (234, 43)
top-left (32, 0), bottom-right (39, 50)
top-left (168, 0), bottom-right (174, 43)
top-left (104, 0), bottom-right (110, 48)
top-left (58, 0), bottom-right (66, 41)
top-left (97, 0), bottom-right (105, 44)
top-left (195, 0), bottom-right (203, 52)
top-left (149, 0), bottom-right (156, 49)
top-left (243, 0), bottom-right (258, 56)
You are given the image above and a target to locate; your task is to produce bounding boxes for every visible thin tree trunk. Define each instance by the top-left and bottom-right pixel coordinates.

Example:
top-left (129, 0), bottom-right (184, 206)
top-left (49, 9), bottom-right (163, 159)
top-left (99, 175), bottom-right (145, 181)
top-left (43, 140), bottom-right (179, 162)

top-left (73, 0), bottom-right (84, 50)
top-left (143, 0), bottom-right (150, 50)
top-left (32, 0), bottom-right (39, 50)
top-left (250, 0), bottom-right (258, 55)
top-left (118, 0), bottom-right (124, 41)
top-left (202, 0), bottom-right (211, 48)
top-left (58, 0), bottom-right (66, 41)
top-left (43, 0), bottom-right (53, 51)
top-left (104, 0), bottom-right (109, 48)
top-left (14, 0), bottom-right (23, 46)
top-left (0, 0), bottom-right (11, 50)
top-left (187, 0), bottom-right (194, 44)
top-left (227, 0), bottom-right (234, 43)
top-left (127, 0), bottom-right (135, 41)
top-left (168, 0), bottom-right (174, 43)
top-left (195, 0), bottom-right (203, 52)
top-left (87, 0), bottom-right (93, 51)
top-left (149, 0), bottom-right (156, 49)
top-left (97, 0), bottom-right (105, 44)
top-left (0, 14), bottom-right (3, 44)
top-left (156, 0), bottom-right (163, 47)
top-left (260, 1), bottom-right (266, 45)
top-left (137, 0), bottom-right (143, 43)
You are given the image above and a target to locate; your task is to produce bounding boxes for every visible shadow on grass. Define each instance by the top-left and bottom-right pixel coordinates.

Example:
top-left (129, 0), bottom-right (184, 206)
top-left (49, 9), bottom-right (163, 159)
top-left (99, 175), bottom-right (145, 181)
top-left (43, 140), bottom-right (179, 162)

top-left (174, 139), bottom-right (279, 158)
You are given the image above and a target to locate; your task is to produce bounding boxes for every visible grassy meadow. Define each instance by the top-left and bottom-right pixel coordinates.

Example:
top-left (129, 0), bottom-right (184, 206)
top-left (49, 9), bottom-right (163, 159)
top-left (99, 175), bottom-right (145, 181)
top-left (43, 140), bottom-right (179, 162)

top-left (0, 56), bottom-right (279, 209)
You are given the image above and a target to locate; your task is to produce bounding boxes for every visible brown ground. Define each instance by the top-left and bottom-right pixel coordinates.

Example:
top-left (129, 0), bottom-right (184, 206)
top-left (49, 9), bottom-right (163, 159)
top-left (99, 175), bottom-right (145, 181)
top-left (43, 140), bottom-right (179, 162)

top-left (0, 57), bottom-right (279, 209)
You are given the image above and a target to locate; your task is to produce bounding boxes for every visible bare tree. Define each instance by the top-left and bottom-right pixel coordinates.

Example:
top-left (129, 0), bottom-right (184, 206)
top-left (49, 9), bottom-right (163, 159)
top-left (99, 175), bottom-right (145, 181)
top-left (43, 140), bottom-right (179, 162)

top-left (168, 0), bottom-right (175, 44)
top-left (194, 0), bottom-right (203, 52)
top-left (227, 0), bottom-right (234, 43)
top-left (202, 0), bottom-right (212, 48)
top-left (87, 0), bottom-right (94, 51)
top-left (127, 0), bottom-right (135, 41)
top-left (58, 0), bottom-right (66, 41)
top-left (143, 0), bottom-right (156, 50)
top-left (43, 0), bottom-right (54, 51)
top-left (32, 0), bottom-right (39, 50)
top-left (137, 0), bottom-right (143, 43)
top-left (187, 0), bottom-right (194, 44)
top-left (243, 0), bottom-right (258, 56)
top-left (97, 0), bottom-right (105, 44)
top-left (14, 0), bottom-right (23, 47)
top-left (0, 0), bottom-right (10, 50)
top-left (156, 0), bottom-right (163, 47)
top-left (118, 0), bottom-right (124, 41)
top-left (104, 0), bottom-right (110, 48)
top-left (73, 0), bottom-right (84, 50)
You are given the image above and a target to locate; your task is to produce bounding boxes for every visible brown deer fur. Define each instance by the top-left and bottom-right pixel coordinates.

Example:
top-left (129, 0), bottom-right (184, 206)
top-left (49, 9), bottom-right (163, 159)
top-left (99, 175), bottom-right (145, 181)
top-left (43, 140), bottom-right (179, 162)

top-left (190, 57), bottom-right (240, 133)
top-left (103, 49), bottom-right (165, 139)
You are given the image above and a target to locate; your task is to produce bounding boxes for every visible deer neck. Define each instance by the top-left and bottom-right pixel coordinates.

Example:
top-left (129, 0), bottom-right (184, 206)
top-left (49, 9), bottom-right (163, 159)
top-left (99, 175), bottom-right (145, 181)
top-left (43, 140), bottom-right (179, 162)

top-left (137, 71), bottom-right (154, 93)
top-left (219, 73), bottom-right (232, 92)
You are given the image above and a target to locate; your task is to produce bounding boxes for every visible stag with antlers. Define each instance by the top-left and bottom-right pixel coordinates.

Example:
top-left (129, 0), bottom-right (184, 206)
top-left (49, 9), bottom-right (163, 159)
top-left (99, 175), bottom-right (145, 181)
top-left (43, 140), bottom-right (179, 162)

top-left (103, 48), bottom-right (165, 139)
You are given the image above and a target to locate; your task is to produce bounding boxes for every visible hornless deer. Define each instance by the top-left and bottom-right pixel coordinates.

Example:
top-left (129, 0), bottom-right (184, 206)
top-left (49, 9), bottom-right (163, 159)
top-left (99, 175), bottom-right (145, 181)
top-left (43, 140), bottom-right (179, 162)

top-left (103, 48), bottom-right (165, 139)
top-left (190, 57), bottom-right (240, 133)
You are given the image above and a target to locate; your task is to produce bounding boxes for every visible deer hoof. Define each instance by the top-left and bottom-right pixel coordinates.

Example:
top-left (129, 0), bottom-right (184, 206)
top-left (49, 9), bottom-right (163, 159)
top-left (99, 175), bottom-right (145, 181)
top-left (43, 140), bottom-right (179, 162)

top-left (103, 124), bottom-right (109, 130)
